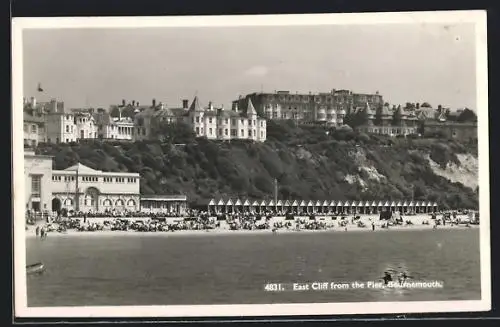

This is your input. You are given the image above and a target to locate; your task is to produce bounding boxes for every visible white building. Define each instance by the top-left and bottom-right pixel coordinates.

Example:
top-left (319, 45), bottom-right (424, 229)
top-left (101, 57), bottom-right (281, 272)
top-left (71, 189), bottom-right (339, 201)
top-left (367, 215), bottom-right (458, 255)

top-left (45, 112), bottom-right (77, 144)
top-left (74, 112), bottom-right (98, 140)
top-left (23, 113), bottom-right (46, 147)
top-left (24, 150), bottom-right (53, 213)
top-left (51, 163), bottom-right (141, 213)
top-left (94, 111), bottom-right (135, 140)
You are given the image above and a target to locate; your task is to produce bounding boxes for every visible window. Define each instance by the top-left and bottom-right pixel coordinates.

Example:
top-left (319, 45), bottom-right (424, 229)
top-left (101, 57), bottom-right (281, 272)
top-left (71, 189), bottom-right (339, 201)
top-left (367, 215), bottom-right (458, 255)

top-left (196, 127), bottom-right (199, 134)
top-left (209, 118), bottom-right (212, 124)
top-left (209, 128), bottom-right (213, 135)
top-left (66, 125), bottom-right (70, 132)
top-left (201, 128), bottom-right (204, 134)
top-left (261, 131), bottom-right (264, 138)
top-left (56, 137), bottom-right (60, 144)
top-left (240, 119), bottom-right (244, 124)
top-left (80, 130), bottom-right (84, 139)
top-left (31, 140), bottom-right (36, 147)
top-left (219, 129), bottom-right (223, 135)
top-left (231, 129), bottom-right (237, 136)
top-left (31, 175), bottom-right (41, 197)
top-left (66, 139), bottom-right (69, 143)
top-left (240, 129), bottom-right (244, 136)
top-left (31, 125), bottom-right (37, 133)
top-left (225, 118), bottom-right (228, 124)
top-left (224, 129), bottom-right (228, 136)
top-left (232, 119), bottom-right (236, 125)
top-left (196, 116), bottom-right (200, 123)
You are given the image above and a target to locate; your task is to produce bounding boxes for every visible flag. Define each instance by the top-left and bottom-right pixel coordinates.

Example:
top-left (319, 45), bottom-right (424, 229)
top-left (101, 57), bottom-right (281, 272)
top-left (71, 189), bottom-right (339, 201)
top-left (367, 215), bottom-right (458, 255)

top-left (37, 83), bottom-right (43, 92)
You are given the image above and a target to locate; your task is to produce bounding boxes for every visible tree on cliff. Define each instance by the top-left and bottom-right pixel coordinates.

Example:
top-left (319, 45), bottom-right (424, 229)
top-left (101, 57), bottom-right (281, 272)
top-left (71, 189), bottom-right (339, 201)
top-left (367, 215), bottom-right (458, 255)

top-left (391, 108), bottom-right (402, 126)
top-left (344, 109), bottom-right (368, 128)
top-left (152, 121), bottom-right (196, 144)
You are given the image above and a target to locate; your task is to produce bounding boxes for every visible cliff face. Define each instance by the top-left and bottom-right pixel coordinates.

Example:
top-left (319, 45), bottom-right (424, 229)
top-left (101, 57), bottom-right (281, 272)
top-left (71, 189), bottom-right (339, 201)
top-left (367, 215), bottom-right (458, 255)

top-left (34, 121), bottom-right (479, 209)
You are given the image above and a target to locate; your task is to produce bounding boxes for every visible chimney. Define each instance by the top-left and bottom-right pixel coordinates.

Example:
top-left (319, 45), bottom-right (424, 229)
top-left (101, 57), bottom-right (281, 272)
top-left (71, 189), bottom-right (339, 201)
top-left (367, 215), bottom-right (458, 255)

top-left (152, 98), bottom-right (156, 107)
top-left (118, 108), bottom-right (122, 120)
top-left (182, 99), bottom-right (189, 109)
top-left (234, 102), bottom-right (239, 112)
top-left (132, 100), bottom-right (135, 106)
top-left (30, 96), bottom-right (36, 107)
top-left (122, 99), bottom-right (126, 106)
top-left (137, 101), bottom-right (140, 107)
top-left (208, 101), bottom-right (213, 110)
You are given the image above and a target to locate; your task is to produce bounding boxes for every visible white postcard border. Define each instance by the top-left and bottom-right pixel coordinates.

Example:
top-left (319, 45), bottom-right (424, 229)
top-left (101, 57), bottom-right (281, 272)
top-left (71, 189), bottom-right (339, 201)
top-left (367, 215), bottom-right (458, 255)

top-left (12, 10), bottom-right (490, 318)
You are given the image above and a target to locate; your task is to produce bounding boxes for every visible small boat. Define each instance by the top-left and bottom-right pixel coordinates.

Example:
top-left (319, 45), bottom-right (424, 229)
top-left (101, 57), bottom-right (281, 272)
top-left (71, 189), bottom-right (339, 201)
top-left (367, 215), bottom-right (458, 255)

top-left (26, 262), bottom-right (45, 275)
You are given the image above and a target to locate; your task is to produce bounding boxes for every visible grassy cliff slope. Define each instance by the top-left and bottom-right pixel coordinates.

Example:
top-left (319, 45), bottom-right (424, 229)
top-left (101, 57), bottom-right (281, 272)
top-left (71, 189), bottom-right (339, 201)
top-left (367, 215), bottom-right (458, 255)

top-left (34, 120), bottom-right (479, 209)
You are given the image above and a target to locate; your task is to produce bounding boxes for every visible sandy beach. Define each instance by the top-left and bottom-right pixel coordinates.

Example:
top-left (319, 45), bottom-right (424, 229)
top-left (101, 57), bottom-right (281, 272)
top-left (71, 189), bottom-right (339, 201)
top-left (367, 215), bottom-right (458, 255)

top-left (24, 214), bottom-right (477, 239)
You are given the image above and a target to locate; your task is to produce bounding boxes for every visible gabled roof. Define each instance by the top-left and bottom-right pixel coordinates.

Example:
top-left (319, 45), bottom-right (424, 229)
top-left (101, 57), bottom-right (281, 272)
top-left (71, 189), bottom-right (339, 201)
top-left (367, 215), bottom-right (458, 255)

top-left (284, 200), bottom-right (291, 206)
top-left (188, 96), bottom-right (204, 112)
top-left (365, 201), bottom-right (371, 206)
top-left (208, 199), bottom-right (215, 206)
top-left (226, 199), bottom-right (233, 205)
top-left (64, 163), bottom-right (100, 173)
top-left (433, 202), bottom-right (438, 206)
top-left (371, 201), bottom-right (377, 206)
top-left (291, 200), bottom-right (298, 206)
top-left (390, 201), bottom-right (396, 206)
top-left (246, 98), bottom-right (257, 116)
top-left (268, 200), bottom-right (275, 206)
top-left (357, 201), bottom-right (364, 206)
top-left (383, 201), bottom-right (390, 206)
top-left (403, 201), bottom-right (408, 206)
top-left (323, 200), bottom-right (329, 206)
top-left (260, 200), bottom-right (266, 206)
top-left (299, 200), bottom-right (306, 206)
top-left (307, 200), bottom-right (314, 206)
top-left (243, 199), bottom-right (250, 206)
top-left (217, 199), bottom-right (225, 206)
top-left (344, 200), bottom-right (350, 206)
top-left (235, 199), bottom-right (242, 206)
top-left (252, 200), bottom-right (259, 206)
top-left (277, 200), bottom-right (283, 206)
top-left (377, 201), bottom-right (383, 206)
top-left (315, 200), bottom-right (322, 206)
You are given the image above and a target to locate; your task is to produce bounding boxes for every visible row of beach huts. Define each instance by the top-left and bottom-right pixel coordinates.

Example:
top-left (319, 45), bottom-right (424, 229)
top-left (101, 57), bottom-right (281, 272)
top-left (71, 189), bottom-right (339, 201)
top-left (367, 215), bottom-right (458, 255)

top-left (197, 199), bottom-right (439, 215)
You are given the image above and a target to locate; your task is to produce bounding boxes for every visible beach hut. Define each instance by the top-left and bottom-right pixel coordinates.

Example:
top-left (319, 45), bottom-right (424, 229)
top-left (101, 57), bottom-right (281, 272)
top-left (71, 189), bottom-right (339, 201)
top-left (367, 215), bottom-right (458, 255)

top-left (277, 200), bottom-right (283, 213)
top-left (243, 199), bottom-right (250, 213)
top-left (322, 200), bottom-right (329, 214)
top-left (315, 200), bottom-right (322, 213)
top-left (336, 200), bottom-right (343, 214)
top-left (251, 200), bottom-right (259, 214)
top-left (226, 199), bottom-right (234, 214)
top-left (402, 201), bottom-right (408, 213)
top-left (370, 201), bottom-right (377, 214)
top-left (299, 200), bottom-right (307, 215)
top-left (268, 200), bottom-right (275, 213)
top-left (396, 201), bottom-right (402, 213)
top-left (306, 200), bottom-right (314, 214)
top-left (427, 201), bottom-right (433, 213)
top-left (216, 199), bottom-right (225, 213)
top-left (284, 200), bottom-right (291, 214)
top-left (389, 201), bottom-right (396, 212)
top-left (415, 201), bottom-right (421, 213)
top-left (291, 200), bottom-right (299, 214)
top-left (350, 201), bottom-right (356, 214)
top-left (377, 201), bottom-right (383, 213)
top-left (207, 199), bottom-right (216, 214)
top-left (433, 202), bottom-right (438, 213)
top-left (234, 199), bottom-right (242, 213)
top-left (363, 201), bottom-right (370, 214)
top-left (259, 200), bottom-right (266, 213)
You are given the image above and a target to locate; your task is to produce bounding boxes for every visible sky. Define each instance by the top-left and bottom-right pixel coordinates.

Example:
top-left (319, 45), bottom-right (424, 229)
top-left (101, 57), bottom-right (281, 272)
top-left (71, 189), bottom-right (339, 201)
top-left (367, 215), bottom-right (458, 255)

top-left (23, 23), bottom-right (477, 110)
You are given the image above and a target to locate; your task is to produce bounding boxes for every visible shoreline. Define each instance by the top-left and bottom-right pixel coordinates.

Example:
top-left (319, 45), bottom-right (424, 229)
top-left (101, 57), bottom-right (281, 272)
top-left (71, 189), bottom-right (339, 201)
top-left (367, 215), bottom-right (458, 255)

top-left (25, 223), bottom-right (478, 239)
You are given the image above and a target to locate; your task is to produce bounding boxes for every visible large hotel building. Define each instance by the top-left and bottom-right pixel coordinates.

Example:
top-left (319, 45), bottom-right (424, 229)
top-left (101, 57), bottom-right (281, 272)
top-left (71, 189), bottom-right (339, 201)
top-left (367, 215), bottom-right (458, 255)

top-left (232, 89), bottom-right (384, 126)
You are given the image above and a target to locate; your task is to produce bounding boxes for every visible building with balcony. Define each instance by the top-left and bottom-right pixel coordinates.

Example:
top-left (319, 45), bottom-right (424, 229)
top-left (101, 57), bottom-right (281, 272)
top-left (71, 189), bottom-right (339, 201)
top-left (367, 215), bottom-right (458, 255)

top-left (231, 89), bottom-right (383, 126)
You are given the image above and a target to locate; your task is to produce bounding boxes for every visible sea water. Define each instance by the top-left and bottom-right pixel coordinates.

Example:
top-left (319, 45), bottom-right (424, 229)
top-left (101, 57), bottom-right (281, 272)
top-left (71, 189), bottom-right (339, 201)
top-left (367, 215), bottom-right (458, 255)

top-left (26, 228), bottom-right (480, 306)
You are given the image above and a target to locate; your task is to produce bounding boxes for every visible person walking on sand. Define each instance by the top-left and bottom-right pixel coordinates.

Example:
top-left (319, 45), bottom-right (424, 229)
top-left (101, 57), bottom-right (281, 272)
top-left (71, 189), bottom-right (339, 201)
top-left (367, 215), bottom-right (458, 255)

top-left (35, 225), bottom-right (40, 237)
top-left (372, 222), bottom-right (375, 231)
top-left (40, 226), bottom-right (45, 240)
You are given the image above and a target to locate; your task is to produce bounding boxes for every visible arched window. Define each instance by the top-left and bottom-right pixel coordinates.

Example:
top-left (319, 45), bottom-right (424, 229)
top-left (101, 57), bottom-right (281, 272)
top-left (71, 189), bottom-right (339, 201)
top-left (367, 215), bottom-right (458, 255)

top-left (103, 199), bottom-right (112, 206)
top-left (115, 199), bottom-right (124, 206)
top-left (64, 198), bottom-right (73, 205)
top-left (127, 199), bottom-right (136, 206)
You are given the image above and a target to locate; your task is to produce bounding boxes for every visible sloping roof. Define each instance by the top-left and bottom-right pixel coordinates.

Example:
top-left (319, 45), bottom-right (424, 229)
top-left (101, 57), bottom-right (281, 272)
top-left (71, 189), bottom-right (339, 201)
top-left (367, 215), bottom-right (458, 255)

top-left (188, 96), bottom-right (204, 112)
top-left (64, 163), bottom-right (100, 173)
top-left (380, 105), bottom-right (392, 117)
top-left (252, 200), bottom-right (259, 206)
top-left (243, 199), bottom-right (250, 206)
top-left (235, 199), bottom-right (242, 205)
top-left (246, 98), bottom-right (257, 116)
top-left (277, 200), bottom-right (283, 206)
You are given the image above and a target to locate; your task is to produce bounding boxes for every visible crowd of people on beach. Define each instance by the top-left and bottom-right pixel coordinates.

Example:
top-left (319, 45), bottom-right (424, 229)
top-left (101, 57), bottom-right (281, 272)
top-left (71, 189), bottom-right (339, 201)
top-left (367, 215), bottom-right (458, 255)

top-left (28, 207), bottom-right (478, 237)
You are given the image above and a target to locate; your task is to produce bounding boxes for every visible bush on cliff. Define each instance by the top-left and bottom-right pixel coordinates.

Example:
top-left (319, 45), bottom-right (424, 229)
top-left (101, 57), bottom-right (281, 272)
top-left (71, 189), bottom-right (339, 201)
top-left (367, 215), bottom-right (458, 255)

top-left (34, 120), bottom-right (479, 209)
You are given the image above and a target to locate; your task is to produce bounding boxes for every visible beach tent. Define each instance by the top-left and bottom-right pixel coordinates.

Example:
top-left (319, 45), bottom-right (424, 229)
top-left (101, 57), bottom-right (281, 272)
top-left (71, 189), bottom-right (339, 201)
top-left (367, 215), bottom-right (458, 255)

top-left (277, 200), bottom-right (283, 212)
top-left (251, 200), bottom-right (259, 213)
top-left (226, 199), bottom-right (234, 213)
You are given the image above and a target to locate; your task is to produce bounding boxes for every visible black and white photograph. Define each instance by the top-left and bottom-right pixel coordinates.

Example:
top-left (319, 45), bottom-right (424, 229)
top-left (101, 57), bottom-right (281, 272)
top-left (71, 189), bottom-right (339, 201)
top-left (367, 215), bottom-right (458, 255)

top-left (13, 11), bottom-right (490, 318)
